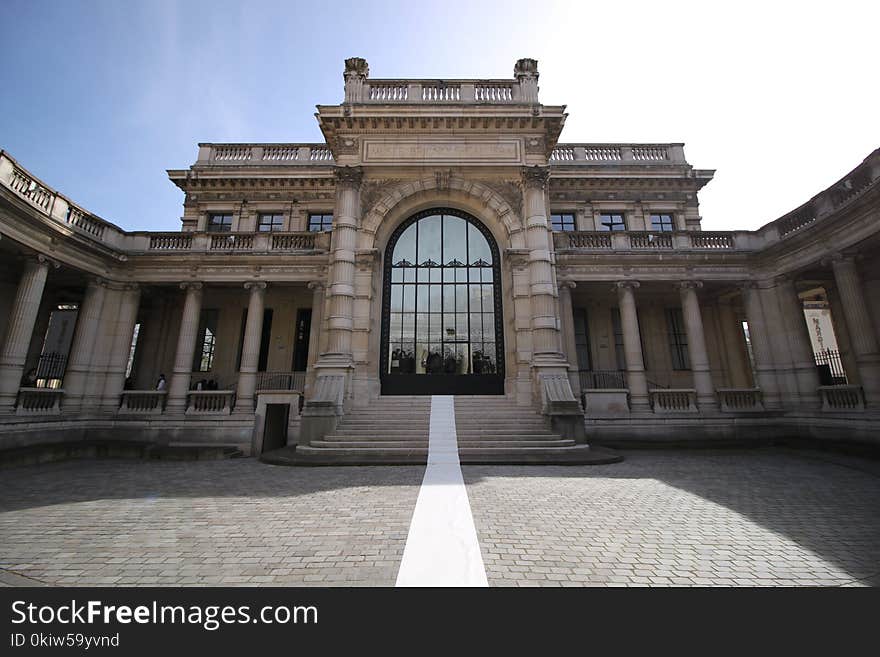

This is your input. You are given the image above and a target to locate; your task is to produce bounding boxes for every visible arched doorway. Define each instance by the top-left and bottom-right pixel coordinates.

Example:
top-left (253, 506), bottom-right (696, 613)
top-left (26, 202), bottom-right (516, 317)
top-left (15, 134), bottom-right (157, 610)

top-left (380, 208), bottom-right (504, 395)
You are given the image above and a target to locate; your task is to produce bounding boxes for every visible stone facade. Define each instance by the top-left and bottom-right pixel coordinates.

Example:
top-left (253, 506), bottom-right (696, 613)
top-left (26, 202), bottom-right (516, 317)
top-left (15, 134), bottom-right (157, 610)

top-left (0, 57), bottom-right (878, 456)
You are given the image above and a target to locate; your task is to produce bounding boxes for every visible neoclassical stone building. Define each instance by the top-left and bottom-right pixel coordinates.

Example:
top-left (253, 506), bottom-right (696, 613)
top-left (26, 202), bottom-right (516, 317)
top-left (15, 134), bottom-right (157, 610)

top-left (1, 58), bottom-right (878, 463)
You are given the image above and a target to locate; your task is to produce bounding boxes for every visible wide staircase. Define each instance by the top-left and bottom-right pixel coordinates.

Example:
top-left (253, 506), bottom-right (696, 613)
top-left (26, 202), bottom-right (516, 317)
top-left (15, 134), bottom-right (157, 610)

top-left (269, 395), bottom-right (620, 466)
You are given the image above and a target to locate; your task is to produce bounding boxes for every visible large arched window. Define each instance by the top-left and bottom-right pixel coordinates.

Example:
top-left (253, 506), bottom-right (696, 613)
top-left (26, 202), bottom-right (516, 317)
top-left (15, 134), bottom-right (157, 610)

top-left (380, 208), bottom-right (504, 395)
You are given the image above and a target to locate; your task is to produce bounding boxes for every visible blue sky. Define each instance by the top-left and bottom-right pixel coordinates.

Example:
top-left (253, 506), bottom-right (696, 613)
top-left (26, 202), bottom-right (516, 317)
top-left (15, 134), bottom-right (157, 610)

top-left (1, 0), bottom-right (877, 232)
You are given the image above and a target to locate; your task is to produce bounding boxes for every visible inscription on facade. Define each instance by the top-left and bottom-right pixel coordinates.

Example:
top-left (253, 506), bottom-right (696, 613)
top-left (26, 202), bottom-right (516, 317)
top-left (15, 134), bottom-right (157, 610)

top-left (363, 139), bottom-right (522, 164)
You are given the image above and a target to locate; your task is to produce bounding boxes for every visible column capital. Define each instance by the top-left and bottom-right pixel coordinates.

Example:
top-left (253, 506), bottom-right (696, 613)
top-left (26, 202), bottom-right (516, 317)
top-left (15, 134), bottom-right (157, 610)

top-left (87, 276), bottom-right (109, 289)
top-left (244, 280), bottom-right (267, 292)
top-left (521, 165), bottom-right (550, 189)
top-left (33, 253), bottom-right (60, 269)
top-left (179, 281), bottom-right (203, 292)
top-left (308, 280), bottom-right (326, 291)
top-left (676, 280), bottom-right (704, 292)
top-left (334, 165), bottom-right (363, 188)
top-left (614, 280), bottom-right (640, 292)
top-left (558, 280), bottom-right (577, 290)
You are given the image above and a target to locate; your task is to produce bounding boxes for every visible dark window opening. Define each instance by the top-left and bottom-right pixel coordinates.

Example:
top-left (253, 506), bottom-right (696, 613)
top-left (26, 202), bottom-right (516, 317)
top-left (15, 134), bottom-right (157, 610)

top-left (550, 212), bottom-right (576, 232)
top-left (207, 214), bottom-right (233, 232)
top-left (258, 213), bottom-right (285, 232)
top-left (598, 213), bottom-right (626, 231)
top-left (193, 309), bottom-right (219, 372)
top-left (666, 307), bottom-right (690, 370)
top-left (650, 213), bottom-right (675, 232)
top-left (308, 213), bottom-right (333, 232)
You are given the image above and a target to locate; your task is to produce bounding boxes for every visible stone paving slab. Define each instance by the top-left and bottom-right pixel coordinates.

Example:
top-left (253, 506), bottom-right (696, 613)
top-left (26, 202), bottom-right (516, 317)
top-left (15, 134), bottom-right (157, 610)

top-left (462, 449), bottom-right (880, 587)
top-left (1, 449), bottom-right (879, 587)
top-left (0, 460), bottom-right (424, 587)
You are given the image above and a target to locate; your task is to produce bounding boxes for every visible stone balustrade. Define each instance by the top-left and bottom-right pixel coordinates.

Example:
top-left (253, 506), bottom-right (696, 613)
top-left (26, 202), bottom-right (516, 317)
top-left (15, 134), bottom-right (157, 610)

top-left (118, 391), bottom-right (166, 414)
top-left (186, 390), bottom-right (235, 415)
top-left (16, 388), bottom-right (63, 415)
top-left (818, 385), bottom-right (866, 412)
top-left (717, 388), bottom-right (765, 412)
top-left (347, 79), bottom-right (520, 104)
top-left (550, 144), bottom-right (687, 164)
top-left (650, 388), bottom-right (698, 413)
top-left (196, 143), bottom-right (335, 165)
top-left (554, 231), bottom-right (748, 252)
top-left (139, 231), bottom-right (328, 254)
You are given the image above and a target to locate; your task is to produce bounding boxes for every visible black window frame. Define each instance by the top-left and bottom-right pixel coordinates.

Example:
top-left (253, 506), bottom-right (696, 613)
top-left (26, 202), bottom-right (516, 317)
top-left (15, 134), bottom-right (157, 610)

top-left (549, 212), bottom-right (577, 232)
top-left (649, 213), bottom-right (675, 232)
top-left (257, 213), bottom-right (285, 232)
top-left (666, 307), bottom-right (691, 370)
top-left (193, 309), bottom-right (219, 372)
top-left (206, 213), bottom-right (233, 233)
top-left (598, 212), bottom-right (626, 232)
top-left (308, 213), bottom-right (333, 232)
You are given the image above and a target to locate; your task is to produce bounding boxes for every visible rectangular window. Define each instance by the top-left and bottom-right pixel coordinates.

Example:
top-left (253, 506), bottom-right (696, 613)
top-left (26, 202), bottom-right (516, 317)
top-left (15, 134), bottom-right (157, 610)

top-left (193, 309), bottom-right (219, 372)
top-left (573, 308), bottom-right (592, 371)
top-left (308, 213), bottom-right (333, 232)
top-left (207, 213), bottom-right (233, 232)
top-left (598, 213), bottom-right (626, 231)
top-left (649, 213), bottom-right (675, 232)
top-left (611, 307), bottom-right (648, 370)
top-left (235, 308), bottom-right (273, 372)
top-left (550, 212), bottom-right (576, 232)
top-left (666, 308), bottom-right (690, 370)
top-left (258, 213), bottom-right (285, 232)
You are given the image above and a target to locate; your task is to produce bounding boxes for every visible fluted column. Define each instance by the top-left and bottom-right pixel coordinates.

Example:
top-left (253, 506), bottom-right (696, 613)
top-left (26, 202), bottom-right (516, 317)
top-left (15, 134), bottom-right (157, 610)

top-left (0, 256), bottom-right (52, 412)
top-left (677, 281), bottom-right (717, 410)
top-left (235, 281), bottom-right (267, 413)
top-left (557, 281), bottom-right (580, 397)
top-left (166, 282), bottom-right (203, 414)
top-left (100, 284), bottom-right (141, 412)
top-left (831, 255), bottom-right (880, 405)
top-left (321, 166), bottom-right (361, 368)
top-left (775, 276), bottom-right (821, 406)
top-left (522, 166), bottom-right (564, 361)
top-left (741, 283), bottom-right (781, 408)
top-left (615, 281), bottom-right (649, 411)
top-left (63, 278), bottom-right (108, 413)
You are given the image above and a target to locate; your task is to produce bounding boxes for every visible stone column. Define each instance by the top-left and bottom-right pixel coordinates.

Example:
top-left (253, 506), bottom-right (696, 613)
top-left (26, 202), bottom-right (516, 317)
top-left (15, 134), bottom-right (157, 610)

top-left (0, 256), bottom-right (52, 412)
top-left (557, 281), bottom-right (580, 397)
top-left (166, 282), bottom-right (203, 414)
top-left (304, 281), bottom-right (325, 396)
top-left (235, 281), bottom-right (267, 414)
top-left (522, 166), bottom-right (565, 361)
top-left (321, 166), bottom-right (361, 367)
top-left (63, 278), bottom-right (108, 413)
top-left (100, 284), bottom-right (141, 412)
top-left (831, 255), bottom-right (880, 405)
top-left (616, 281), bottom-right (650, 411)
top-left (677, 281), bottom-right (718, 411)
top-left (775, 276), bottom-right (821, 406)
top-left (741, 283), bottom-right (781, 408)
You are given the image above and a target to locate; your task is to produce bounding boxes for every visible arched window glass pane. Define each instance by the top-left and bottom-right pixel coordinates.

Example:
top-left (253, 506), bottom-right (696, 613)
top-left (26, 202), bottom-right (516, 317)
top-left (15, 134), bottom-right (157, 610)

top-left (417, 215), bottom-right (441, 265)
top-left (393, 223), bottom-right (417, 265)
top-left (443, 215), bottom-right (467, 265)
top-left (468, 222), bottom-right (492, 265)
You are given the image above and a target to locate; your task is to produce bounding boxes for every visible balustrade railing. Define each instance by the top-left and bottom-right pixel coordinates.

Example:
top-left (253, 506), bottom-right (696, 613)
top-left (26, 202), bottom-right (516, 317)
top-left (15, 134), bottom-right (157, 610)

top-left (142, 231), bottom-right (323, 253)
top-left (818, 385), bottom-right (865, 411)
top-left (630, 232), bottom-right (673, 249)
top-left (119, 391), bottom-right (167, 414)
top-left (196, 144), bottom-right (335, 165)
top-left (16, 388), bottom-right (63, 415)
top-left (554, 231), bottom-right (740, 251)
top-left (271, 233), bottom-right (317, 251)
top-left (579, 370), bottom-right (627, 389)
top-left (549, 144), bottom-right (685, 164)
top-left (148, 234), bottom-right (193, 250)
top-left (256, 371), bottom-right (307, 392)
top-left (690, 232), bottom-right (734, 249)
top-left (717, 388), bottom-right (764, 412)
top-left (814, 348), bottom-right (848, 384)
top-left (209, 233), bottom-right (254, 250)
top-left (186, 390), bottom-right (235, 414)
top-left (650, 388), bottom-right (698, 413)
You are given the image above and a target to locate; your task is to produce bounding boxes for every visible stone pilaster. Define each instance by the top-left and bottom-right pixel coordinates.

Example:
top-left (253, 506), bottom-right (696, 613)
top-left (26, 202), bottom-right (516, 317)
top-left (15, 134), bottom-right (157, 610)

top-left (0, 255), bottom-right (52, 412)
top-left (677, 281), bottom-right (718, 411)
top-left (775, 276), bottom-right (821, 407)
top-left (831, 255), bottom-right (880, 405)
top-left (100, 284), bottom-right (141, 412)
top-left (235, 281), bottom-right (267, 414)
top-left (741, 283), bottom-right (781, 409)
top-left (615, 281), bottom-right (650, 411)
top-left (717, 301), bottom-right (751, 388)
top-left (166, 282), bottom-right (203, 415)
top-left (304, 281), bottom-right (325, 397)
top-left (62, 278), bottom-right (108, 413)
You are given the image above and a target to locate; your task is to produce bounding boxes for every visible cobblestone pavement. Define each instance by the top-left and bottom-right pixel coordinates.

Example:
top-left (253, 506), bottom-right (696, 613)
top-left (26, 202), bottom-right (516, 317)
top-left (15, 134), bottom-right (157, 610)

top-left (0, 460), bottom-right (423, 586)
top-left (1, 449), bottom-right (879, 587)
top-left (462, 449), bottom-right (880, 587)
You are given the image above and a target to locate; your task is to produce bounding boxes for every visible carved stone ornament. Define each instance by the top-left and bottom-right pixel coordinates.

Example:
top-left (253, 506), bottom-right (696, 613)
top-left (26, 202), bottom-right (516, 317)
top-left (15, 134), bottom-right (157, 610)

top-left (521, 165), bottom-right (550, 189)
top-left (334, 165), bottom-right (363, 188)
top-left (360, 178), bottom-right (401, 215)
top-left (343, 57), bottom-right (369, 81)
top-left (514, 57), bottom-right (539, 81)
top-left (244, 281), bottom-right (267, 291)
top-left (525, 136), bottom-right (546, 154)
top-left (334, 136), bottom-right (359, 155)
